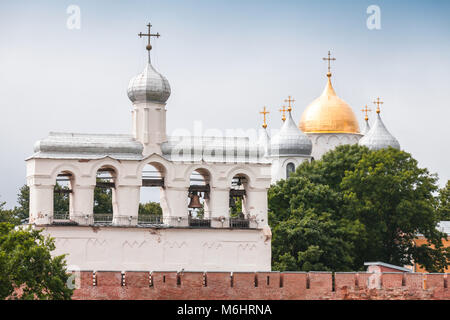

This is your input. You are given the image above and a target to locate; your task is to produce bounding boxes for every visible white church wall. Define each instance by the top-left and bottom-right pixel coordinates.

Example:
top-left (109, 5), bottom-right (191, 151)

top-left (307, 133), bottom-right (363, 160)
top-left (41, 226), bottom-right (272, 272)
top-left (269, 156), bottom-right (310, 184)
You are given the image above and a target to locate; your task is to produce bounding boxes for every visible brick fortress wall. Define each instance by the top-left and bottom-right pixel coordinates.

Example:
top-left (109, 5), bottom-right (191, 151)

top-left (71, 271), bottom-right (449, 300)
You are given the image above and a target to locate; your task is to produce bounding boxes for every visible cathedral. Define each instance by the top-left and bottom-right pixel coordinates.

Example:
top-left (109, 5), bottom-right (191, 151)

top-left (25, 24), bottom-right (400, 272)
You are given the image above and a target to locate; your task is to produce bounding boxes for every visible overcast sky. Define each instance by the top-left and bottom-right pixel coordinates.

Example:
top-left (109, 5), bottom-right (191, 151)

top-left (0, 0), bottom-right (449, 207)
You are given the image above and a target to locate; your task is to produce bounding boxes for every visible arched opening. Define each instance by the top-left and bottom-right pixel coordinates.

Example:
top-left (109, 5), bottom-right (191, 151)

top-left (187, 168), bottom-right (211, 227)
top-left (53, 171), bottom-right (74, 221)
top-left (139, 163), bottom-right (164, 225)
top-left (229, 174), bottom-right (250, 228)
top-left (93, 166), bottom-right (116, 224)
top-left (286, 162), bottom-right (295, 179)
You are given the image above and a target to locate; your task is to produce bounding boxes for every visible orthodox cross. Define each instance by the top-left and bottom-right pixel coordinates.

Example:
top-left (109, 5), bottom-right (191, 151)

top-left (323, 50), bottom-right (336, 76)
top-left (138, 23), bottom-right (160, 61)
top-left (361, 105), bottom-right (372, 121)
top-left (279, 106), bottom-right (287, 122)
top-left (260, 106), bottom-right (270, 129)
top-left (373, 97), bottom-right (383, 113)
top-left (284, 96), bottom-right (295, 112)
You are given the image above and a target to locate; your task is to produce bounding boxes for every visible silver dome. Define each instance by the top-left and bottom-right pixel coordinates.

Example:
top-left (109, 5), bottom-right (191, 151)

top-left (127, 62), bottom-right (171, 104)
top-left (270, 112), bottom-right (312, 156)
top-left (361, 119), bottom-right (371, 135)
top-left (359, 113), bottom-right (400, 150)
top-left (257, 128), bottom-right (271, 156)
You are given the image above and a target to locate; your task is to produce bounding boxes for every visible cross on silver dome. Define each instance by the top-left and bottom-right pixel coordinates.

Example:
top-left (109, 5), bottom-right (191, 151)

top-left (270, 111), bottom-right (312, 156)
top-left (127, 22), bottom-right (171, 104)
top-left (359, 101), bottom-right (400, 150)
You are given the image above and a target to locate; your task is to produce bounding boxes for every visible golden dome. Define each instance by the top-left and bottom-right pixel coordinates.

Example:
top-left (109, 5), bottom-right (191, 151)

top-left (299, 74), bottom-right (360, 134)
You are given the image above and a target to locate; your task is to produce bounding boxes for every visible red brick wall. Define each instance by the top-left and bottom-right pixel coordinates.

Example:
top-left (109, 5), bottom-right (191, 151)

top-left (71, 271), bottom-right (449, 300)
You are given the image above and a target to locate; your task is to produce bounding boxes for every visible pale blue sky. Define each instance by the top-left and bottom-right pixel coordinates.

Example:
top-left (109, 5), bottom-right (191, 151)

top-left (0, 0), bottom-right (449, 206)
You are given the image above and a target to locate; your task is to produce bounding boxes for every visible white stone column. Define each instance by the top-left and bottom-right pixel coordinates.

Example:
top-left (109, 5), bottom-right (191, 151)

top-left (244, 187), bottom-right (269, 229)
top-left (162, 186), bottom-right (189, 227)
top-left (112, 185), bottom-right (140, 226)
top-left (208, 187), bottom-right (230, 228)
top-left (133, 101), bottom-right (167, 156)
top-left (29, 184), bottom-right (54, 225)
top-left (70, 184), bottom-right (95, 225)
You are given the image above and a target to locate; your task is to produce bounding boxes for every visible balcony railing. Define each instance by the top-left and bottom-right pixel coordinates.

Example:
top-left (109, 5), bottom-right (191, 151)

top-left (137, 214), bottom-right (164, 225)
top-left (93, 213), bottom-right (113, 224)
top-left (51, 212), bottom-right (255, 229)
top-left (188, 217), bottom-right (211, 228)
top-left (230, 218), bottom-right (250, 229)
top-left (53, 212), bottom-right (70, 220)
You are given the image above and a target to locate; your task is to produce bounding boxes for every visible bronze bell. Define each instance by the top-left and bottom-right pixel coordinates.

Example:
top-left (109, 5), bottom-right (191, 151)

top-left (188, 191), bottom-right (202, 208)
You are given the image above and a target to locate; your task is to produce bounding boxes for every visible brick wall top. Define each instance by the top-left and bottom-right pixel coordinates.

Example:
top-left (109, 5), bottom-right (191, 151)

top-left (70, 271), bottom-right (449, 300)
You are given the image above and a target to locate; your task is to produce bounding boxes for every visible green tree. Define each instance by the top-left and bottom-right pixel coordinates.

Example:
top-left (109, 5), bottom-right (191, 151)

top-left (138, 201), bottom-right (162, 215)
top-left (341, 147), bottom-right (449, 272)
top-left (436, 180), bottom-right (450, 221)
top-left (269, 145), bottom-right (450, 272)
top-left (53, 183), bottom-right (70, 214)
top-left (15, 185), bottom-right (30, 221)
top-left (269, 175), bottom-right (364, 271)
top-left (0, 223), bottom-right (73, 299)
top-left (0, 202), bottom-right (20, 225)
top-left (93, 180), bottom-right (113, 214)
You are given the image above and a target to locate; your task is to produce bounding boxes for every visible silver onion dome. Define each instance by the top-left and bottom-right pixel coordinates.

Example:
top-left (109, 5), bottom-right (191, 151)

top-left (127, 62), bottom-right (171, 104)
top-left (361, 119), bottom-right (371, 135)
top-left (258, 128), bottom-right (271, 156)
top-left (270, 112), bottom-right (312, 156)
top-left (359, 113), bottom-right (400, 150)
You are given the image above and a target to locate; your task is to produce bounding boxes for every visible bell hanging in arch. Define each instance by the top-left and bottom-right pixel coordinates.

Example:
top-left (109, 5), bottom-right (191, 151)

top-left (188, 191), bottom-right (202, 209)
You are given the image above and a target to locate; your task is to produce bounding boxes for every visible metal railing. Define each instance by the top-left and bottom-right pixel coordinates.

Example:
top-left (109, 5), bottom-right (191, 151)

top-left (51, 212), bottom-right (255, 229)
top-left (53, 212), bottom-right (70, 220)
top-left (137, 214), bottom-right (164, 225)
top-left (188, 217), bottom-right (211, 228)
top-left (230, 218), bottom-right (250, 229)
top-left (93, 213), bottom-right (113, 224)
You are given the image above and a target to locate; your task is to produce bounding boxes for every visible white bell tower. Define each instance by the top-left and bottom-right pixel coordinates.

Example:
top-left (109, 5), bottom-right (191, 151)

top-left (127, 23), bottom-right (171, 156)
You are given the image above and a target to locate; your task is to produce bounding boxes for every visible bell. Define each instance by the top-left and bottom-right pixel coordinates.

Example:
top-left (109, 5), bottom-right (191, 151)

top-left (188, 192), bottom-right (202, 209)
top-left (229, 196), bottom-right (236, 208)
top-left (203, 191), bottom-right (210, 200)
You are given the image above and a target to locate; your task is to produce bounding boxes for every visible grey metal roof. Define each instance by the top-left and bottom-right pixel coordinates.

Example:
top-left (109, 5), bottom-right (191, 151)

top-left (358, 113), bottom-right (400, 151)
top-left (161, 136), bottom-right (268, 163)
top-left (127, 62), bottom-right (171, 104)
top-left (364, 262), bottom-right (412, 272)
top-left (437, 221), bottom-right (450, 235)
top-left (270, 112), bottom-right (312, 157)
top-left (28, 132), bottom-right (144, 160)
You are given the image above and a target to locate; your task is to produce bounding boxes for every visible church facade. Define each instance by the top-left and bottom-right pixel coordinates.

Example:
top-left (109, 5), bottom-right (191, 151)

top-left (25, 24), bottom-right (400, 272)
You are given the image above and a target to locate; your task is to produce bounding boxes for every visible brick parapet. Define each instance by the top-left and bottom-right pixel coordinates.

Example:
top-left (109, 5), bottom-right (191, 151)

top-left (70, 271), bottom-right (449, 300)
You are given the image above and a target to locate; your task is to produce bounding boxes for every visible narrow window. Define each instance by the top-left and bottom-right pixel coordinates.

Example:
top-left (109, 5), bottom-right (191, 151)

top-left (286, 162), bottom-right (295, 179)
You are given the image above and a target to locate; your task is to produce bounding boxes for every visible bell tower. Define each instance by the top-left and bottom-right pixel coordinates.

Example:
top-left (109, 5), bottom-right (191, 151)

top-left (127, 23), bottom-right (171, 156)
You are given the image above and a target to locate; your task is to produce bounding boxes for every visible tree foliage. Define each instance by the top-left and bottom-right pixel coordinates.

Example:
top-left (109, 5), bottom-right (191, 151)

top-left (436, 180), bottom-right (450, 221)
top-left (0, 223), bottom-right (73, 300)
top-left (269, 144), bottom-right (450, 272)
top-left (139, 201), bottom-right (162, 215)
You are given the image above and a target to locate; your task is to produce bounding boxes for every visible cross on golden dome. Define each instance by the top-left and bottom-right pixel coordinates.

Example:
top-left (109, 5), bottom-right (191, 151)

top-left (284, 96), bottom-right (295, 112)
top-left (373, 97), bottom-right (384, 113)
top-left (279, 106), bottom-right (287, 122)
top-left (323, 50), bottom-right (336, 77)
top-left (260, 106), bottom-right (270, 129)
top-left (361, 105), bottom-right (372, 121)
